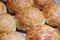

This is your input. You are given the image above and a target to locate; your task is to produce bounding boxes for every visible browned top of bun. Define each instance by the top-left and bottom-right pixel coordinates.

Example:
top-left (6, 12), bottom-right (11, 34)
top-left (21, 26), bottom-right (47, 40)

top-left (15, 7), bottom-right (45, 32)
top-left (0, 13), bottom-right (16, 32)
top-left (27, 25), bottom-right (59, 40)
top-left (0, 32), bottom-right (25, 40)
top-left (33, 0), bottom-right (54, 7)
top-left (7, 0), bottom-right (32, 13)
top-left (43, 3), bottom-right (60, 27)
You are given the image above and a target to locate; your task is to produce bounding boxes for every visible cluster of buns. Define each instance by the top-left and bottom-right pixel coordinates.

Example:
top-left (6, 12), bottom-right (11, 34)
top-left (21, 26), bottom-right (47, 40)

top-left (0, 0), bottom-right (26, 40)
top-left (0, 0), bottom-right (60, 40)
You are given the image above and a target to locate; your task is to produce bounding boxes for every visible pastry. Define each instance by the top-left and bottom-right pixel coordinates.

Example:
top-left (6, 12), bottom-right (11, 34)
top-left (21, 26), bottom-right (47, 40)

top-left (0, 32), bottom-right (25, 40)
top-left (26, 24), bottom-right (59, 40)
top-left (15, 7), bottom-right (45, 32)
top-left (0, 13), bottom-right (16, 33)
top-left (33, 0), bottom-right (54, 9)
top-left (7, 0), bottom-right (33, 14)
top-left (43, 3), bottom-right (60, 27)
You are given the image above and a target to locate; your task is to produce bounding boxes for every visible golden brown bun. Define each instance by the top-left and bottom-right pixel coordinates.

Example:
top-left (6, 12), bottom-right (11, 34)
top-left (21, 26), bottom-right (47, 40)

top-left (43, 3), bottom-right (60, 27)
top-left (0, 32), bottom-right (25, 40)
top-left (33, 0), bottom-right (54, 9)
top-left (0, 1), bottom-right (7, 13)
top-left (26, 24), bottom-right (59, 40)
top-left (7, 0), bottom-right (33, 14)
top-left (0, 13), bottom-right (16, 33)
top-left (15, 7), bottom-right (45, 32)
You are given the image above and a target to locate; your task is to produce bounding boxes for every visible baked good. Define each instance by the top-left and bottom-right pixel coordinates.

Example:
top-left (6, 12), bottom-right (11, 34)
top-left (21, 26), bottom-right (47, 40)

top-left (43, 3), bottom-right (60, 27)
top-left (7, 0), bottom-right (33, 14)
top-left (0, 32), bottom-right (25, 40)
top-left (26, 24), bottom-right (59, 40)
top-left (33, 0), bottom-right (54, 9)
top-left (0, 13), bottom-right (16, 33)
top-left (0, 1), bottom-right (7, 13)
top-left (15, 7), bottom-right (45, 32)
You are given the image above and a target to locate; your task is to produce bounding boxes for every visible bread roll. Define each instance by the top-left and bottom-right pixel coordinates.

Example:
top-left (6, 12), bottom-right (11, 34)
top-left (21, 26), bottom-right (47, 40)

top-left (15, 7), bottom-right (45, 32)
top-left (0, 1), bottom-right (7, 13)
top-left (0, 32), bottom-right (25, 40)
top-left (7, 0), bottom-right (33, 14)
top-left (26, 24), bottom-right (59, 40)
top-left (33, 0), bottom-right (54, 9)
top-left (0, 13), bottom-right (16, 33)
top-left (43, 3), bottom-right (60, 27)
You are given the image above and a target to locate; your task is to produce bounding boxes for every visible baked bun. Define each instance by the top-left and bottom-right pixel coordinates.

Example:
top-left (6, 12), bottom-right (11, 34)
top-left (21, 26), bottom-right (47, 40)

top-left (0, 1), bottom-right (7, 13)
top-left (33, 0), bottom-right (54, 9)
top-left (0, 13), bottom-right (16, 33)
top-left (15, 7), bottom-right (45, 32)
top-left (0, 32), bottom-right (25, 40)
top-left (7, 0), bottom-right (33, 14)
top-left (43, 3), bottom-right (60, 27)
top-left (26, 24), bottom-right (59, 40)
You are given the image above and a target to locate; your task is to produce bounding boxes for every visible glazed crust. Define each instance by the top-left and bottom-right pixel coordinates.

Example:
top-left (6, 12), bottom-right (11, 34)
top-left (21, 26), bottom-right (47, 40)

top-left (33, 0), bottom-right (54, 8)
top-left (26, 25), bottom-right (59, 40)
top-left (43, 3), bottom-right (60, 27)
top-left (0, 32), bottom-right (25, 40)
top-left (15, 7), bottom-right (45, 32)
top-left (0, 1), bottom-right (7, 13)
top-left (7, 0), bottom-right (33, 13)
top-left (0, 13), bottom-right (16, 33)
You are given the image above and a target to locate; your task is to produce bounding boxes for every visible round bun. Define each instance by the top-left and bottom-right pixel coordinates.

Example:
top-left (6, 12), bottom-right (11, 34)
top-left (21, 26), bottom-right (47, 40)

top-left (26, 24), bottom-right (59, 40)
top-left (0, 1), bottom-right (7, 13)
top-left (7, 0), bottom-right (33, 14)
top-left (0, 32), bottom-right (25, 40)
top-left (0, 13), bottom-right (16, 33)
top-left (16, 7), bottom-right (45, 31)
top-left (33, 0), bottom-right (54, 8)
top-left (15, 7), bottom-right (45, 32)
top-left (43, 3), bottom-right (60, 27)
